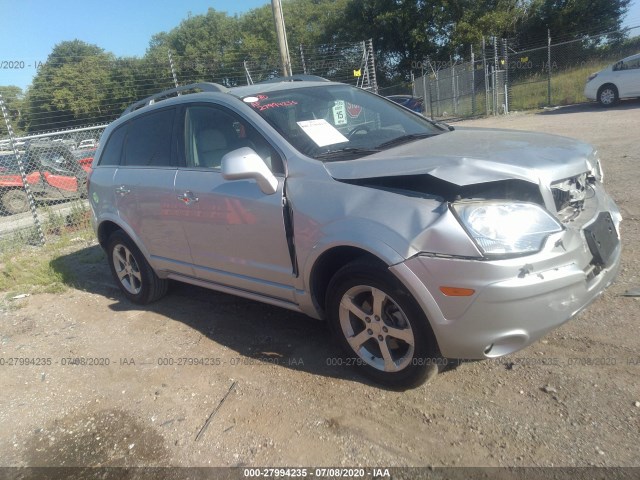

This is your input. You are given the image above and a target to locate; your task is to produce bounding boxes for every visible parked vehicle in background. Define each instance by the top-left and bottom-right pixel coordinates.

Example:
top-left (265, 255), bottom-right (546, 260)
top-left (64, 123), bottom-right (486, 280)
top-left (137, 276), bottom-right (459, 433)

top-left (78, 139), bottom-right (98, 149)
top-left (90, 79), bottom-right (621, 389)
top-left (52, 138), bottom-right (78, 150)
top-left (0, 144), bottom-right (88, 215)
top-left (386, 95), bottom-right (424, 113)
top-left (73, 148), bottom-right (97, 173)
top-left (584, 52), bottom-right (640, 106)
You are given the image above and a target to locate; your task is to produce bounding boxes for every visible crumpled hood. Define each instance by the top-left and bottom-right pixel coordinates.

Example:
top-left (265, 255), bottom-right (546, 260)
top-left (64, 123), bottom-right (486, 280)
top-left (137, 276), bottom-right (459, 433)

top-left (324, 127), bottom-right (597, 186)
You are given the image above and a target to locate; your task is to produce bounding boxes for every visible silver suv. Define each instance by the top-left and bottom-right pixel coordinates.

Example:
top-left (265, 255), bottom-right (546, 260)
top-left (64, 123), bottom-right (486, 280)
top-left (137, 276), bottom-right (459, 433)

top-left (89, 78), bottom-right (621, 389)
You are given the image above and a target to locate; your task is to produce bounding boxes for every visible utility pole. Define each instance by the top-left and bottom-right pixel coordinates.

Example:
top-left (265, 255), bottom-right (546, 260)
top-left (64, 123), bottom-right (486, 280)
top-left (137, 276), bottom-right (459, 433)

top-left (271, 0), bottom-right (292, 77)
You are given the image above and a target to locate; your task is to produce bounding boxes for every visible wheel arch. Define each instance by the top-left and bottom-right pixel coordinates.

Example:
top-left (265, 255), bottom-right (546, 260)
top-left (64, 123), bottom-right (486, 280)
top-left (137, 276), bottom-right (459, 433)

top-left (598, 82), bottom-right (619, 92)
top-left (97, 220), bottom-right (124, 249)
top-left (307, 245), bottom-right (393, 319)
top-left (96, 219), bottom-right (151, 262)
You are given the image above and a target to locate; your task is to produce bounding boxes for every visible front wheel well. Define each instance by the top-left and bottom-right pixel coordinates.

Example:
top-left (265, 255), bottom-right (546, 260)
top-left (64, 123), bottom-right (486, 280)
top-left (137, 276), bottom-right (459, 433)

top-left (309, 246), bottom-right (388, 319)
top-left (598, 83), bottom-right (618, 92)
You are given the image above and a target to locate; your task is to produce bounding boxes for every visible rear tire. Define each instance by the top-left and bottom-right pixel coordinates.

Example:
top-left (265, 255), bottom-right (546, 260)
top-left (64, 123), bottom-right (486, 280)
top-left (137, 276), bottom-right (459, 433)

top-left (326, 259), bottom-right (441, 390)
top-left (106, 231), bottom-right (168, 304)
top-left (2, 189), bottom-right (29, 215)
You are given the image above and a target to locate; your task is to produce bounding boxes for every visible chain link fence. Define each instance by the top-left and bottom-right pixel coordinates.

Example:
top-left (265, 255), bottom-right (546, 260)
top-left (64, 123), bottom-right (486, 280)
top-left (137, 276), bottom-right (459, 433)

top-left (413, 39), bottom-right (510, 120)
top-left (508, 25), bottom-right (640, 110)
top-left (413, 55), bottom-right (493, 120)
top-left (412, 25), bottom-right (640, 120)
top-left (0, 116), bottom-right (104, 249)
top-left (162, 39), bottom-right (377, 91)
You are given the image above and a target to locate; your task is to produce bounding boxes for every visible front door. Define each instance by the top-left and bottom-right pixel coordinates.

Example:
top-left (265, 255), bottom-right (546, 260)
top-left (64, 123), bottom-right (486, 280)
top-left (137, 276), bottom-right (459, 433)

top-left (174, 104), bottom-right (295, 301)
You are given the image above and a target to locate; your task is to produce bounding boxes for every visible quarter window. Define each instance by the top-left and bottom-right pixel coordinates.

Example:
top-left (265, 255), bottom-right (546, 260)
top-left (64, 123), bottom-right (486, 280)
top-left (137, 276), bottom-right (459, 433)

top-left (98, 125), bottom-right (126, 166)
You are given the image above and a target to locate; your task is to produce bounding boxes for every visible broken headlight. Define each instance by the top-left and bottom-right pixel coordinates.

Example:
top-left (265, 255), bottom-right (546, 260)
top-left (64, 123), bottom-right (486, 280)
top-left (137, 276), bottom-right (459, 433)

top-left (452, 202), bottom-right (563, 256)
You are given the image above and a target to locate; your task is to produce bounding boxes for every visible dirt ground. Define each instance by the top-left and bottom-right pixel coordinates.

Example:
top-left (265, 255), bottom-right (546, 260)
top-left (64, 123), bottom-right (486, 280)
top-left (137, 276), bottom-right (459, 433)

top-left (1, 101), bottom-right (639, 470)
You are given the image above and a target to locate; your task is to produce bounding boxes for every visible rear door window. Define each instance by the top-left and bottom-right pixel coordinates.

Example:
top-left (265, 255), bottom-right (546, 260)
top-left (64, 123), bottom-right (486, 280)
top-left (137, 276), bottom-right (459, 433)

top-left (123, 108), bottom-right (176, 167)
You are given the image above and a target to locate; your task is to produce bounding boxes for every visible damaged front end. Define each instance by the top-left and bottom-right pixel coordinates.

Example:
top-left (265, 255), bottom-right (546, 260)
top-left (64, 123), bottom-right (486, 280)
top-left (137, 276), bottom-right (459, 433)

top-left (321, 130), bottom-right (621, 360)
top-left (336, 156), bottom-right (620, 361)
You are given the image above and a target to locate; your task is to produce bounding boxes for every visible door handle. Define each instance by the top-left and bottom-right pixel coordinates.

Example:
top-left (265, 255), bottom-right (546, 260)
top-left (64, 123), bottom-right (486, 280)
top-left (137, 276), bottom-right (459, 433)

top-left (115, 185), bottom-right (130, 196)
top-left (178, 190), bottom-right (199, 205)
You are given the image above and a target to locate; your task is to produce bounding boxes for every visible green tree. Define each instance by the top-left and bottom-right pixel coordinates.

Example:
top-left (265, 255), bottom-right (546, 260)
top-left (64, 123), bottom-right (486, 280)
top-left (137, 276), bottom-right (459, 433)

top-left (0, 86), bottom-right (25, 136)
top-left (146, 9), bottom-right (245, 86)
top-left (24, 40), bottom-right (117, 132)
top-left (144, 1), bottom-right (351, 84)
top-left (334, 1), bottom-right (461, 83)
top-left (451, 0), bottom-right (526, 52)
top-left (515, 0), bottom-right (631, 47)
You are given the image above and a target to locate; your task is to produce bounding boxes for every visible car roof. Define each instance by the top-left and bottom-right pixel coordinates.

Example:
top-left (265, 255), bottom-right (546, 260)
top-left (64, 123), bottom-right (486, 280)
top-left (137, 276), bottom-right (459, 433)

top-left (229, 80), bottom-right (342, 98)
top-left (621, 52), bottom-right (640, 62)
top-left (119, 78), bottom-right (347, 119)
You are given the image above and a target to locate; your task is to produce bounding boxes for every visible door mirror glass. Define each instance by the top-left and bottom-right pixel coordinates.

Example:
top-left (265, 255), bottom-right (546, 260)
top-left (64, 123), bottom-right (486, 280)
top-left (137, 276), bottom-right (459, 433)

top-left (221, 147), bottom-right (279, 195)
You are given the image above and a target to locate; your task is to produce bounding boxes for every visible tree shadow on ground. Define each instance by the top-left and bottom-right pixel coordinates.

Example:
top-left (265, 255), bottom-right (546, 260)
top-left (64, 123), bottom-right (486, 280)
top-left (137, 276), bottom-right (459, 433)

top-left (50, 244), bottom-right (424, 391)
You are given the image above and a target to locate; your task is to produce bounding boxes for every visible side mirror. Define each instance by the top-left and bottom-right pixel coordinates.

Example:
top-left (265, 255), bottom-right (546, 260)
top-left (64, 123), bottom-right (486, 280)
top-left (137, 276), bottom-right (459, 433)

top-left (221, 147), bottom-right (279, 195)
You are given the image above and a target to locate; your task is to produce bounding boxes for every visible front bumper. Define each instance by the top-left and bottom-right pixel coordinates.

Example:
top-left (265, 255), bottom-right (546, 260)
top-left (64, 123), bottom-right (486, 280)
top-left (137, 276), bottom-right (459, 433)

top-left (391, 194), bottom-right (622, 360)
top-left (584, 82), bottom-right (598, 101)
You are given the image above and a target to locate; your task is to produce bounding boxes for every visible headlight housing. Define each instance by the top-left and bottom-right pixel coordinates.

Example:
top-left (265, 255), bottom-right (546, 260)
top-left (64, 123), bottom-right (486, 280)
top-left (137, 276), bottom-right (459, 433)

top-left (452, 201), bottom-right (563, 256)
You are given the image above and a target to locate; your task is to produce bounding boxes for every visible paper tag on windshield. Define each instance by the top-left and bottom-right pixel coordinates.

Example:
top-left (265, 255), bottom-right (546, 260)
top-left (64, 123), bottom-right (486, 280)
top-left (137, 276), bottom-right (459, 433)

top-left (332, 100), bottom-right (348, 125)
top-left (297, 119), bottom-right (349, 147)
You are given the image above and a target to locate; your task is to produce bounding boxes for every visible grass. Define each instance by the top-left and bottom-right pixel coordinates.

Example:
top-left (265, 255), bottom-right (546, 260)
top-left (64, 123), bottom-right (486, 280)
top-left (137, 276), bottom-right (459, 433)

top-left (39, 201), bottom-right (92, 237)
top-left (0, 225), bottom-right (96, 300)
top-left (0, 242), bottom-right (72, 298)
top-left (508, 60), bottom-right (612, 110)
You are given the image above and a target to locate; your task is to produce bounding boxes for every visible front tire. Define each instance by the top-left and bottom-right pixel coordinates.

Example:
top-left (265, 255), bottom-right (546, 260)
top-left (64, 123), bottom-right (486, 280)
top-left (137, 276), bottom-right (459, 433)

top-left (598, 84), bottom-right (618, 107)
top-left (326, 259), bottom-right (441, 389)
top-left (106, 231), bottom-right (168, 304)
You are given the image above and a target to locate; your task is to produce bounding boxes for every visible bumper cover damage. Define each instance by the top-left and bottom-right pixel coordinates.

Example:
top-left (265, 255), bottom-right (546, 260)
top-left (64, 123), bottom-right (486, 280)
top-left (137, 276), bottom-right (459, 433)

top-left (390, 183), bottom-right (622, 360)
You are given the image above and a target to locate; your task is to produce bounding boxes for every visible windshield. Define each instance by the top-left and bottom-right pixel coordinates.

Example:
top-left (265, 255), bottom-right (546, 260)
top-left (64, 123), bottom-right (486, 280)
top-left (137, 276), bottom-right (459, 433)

top-left (239, 84), bottom-right (445, 160)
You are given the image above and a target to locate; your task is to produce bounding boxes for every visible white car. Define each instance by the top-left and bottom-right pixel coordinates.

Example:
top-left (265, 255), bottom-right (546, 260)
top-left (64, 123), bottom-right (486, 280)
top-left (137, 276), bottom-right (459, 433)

top-left (584, 53), bottom-right (640, 106)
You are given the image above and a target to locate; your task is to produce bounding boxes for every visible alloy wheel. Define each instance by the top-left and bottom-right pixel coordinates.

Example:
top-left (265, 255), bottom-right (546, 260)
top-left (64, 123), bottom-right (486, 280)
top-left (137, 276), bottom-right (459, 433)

top-left (600, 88), bottom-right (616, 105)
top-left (112, 244), bottom-right (143, 295)
top-left (338, 285), bottom-right (415, 372)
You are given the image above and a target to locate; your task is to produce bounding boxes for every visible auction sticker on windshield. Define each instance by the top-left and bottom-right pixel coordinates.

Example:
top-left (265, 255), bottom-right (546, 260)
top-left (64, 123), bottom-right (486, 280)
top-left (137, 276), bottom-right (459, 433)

top-left (332, 100), bottom-right (348, 125)
top-left (297, 119), bottom-right (349, 147)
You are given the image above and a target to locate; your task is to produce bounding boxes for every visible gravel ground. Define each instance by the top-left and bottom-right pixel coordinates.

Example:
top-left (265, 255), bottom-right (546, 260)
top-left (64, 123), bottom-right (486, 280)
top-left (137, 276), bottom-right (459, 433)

top-left (0, 101), bottom-right (639, 470)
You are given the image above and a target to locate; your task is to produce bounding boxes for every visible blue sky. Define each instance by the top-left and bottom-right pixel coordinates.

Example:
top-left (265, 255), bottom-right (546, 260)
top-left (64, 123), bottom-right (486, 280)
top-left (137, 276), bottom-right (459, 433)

top-left (0, 0), bottom-right (270, 90)
top-left (1, 0), bottom-right (639, 91)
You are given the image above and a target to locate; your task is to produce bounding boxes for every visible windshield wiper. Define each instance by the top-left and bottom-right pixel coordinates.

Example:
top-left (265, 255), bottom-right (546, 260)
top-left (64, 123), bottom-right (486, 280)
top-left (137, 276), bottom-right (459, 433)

top-left (315, 147), bottom-right (381, 161)
top-left (375, 133), bottom-right (438, 150)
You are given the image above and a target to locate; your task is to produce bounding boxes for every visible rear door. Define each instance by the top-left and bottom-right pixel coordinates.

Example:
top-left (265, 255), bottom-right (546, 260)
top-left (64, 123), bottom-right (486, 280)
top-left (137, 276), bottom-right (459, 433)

top-left (95, 108), bottom-right (193, 276)
top-left (118, 107), bottom-right (194, 275)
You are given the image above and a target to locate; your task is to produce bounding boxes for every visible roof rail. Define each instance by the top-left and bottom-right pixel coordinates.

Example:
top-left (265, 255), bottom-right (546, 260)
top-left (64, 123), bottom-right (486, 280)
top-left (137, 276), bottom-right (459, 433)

top-left (258, 74), bottom-right (331, 84)
top-left (121, 83), bottom-right (228, 116)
